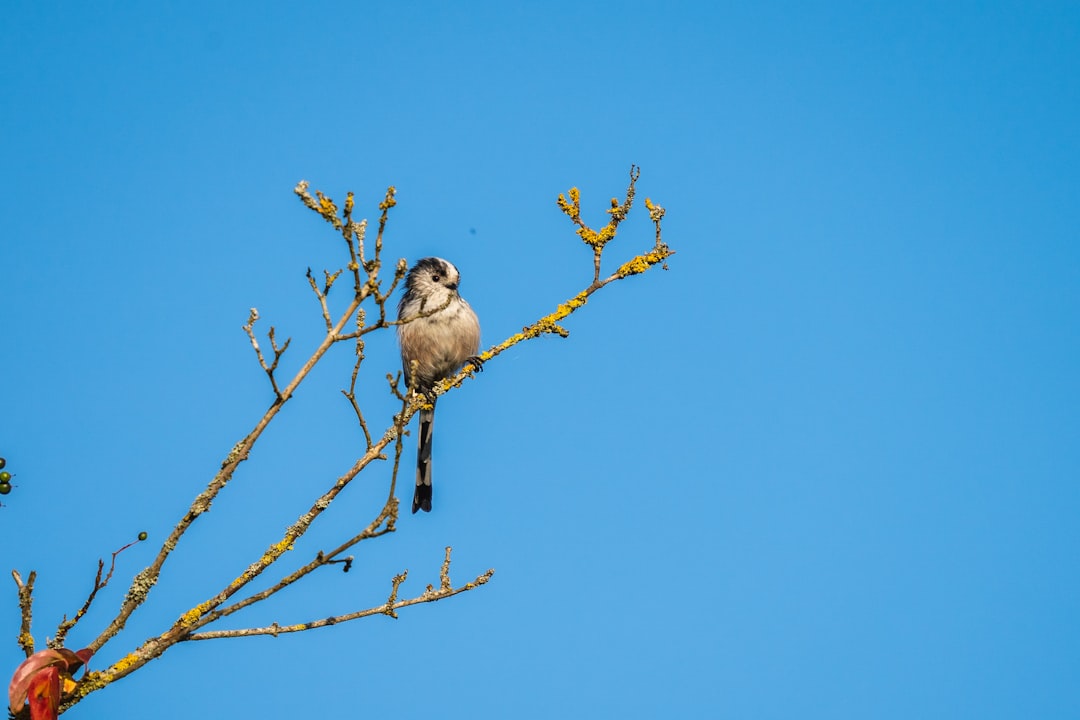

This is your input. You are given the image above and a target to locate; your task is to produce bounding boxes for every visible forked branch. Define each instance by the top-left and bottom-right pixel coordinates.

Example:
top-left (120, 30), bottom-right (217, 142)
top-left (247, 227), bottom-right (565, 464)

top-left (12, 169), bottom-right (672, 718)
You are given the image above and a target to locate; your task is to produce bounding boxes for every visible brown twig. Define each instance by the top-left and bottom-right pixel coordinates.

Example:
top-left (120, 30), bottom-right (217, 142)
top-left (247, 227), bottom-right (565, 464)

top-left (52, 539), bottom-right (141, 649)
top-left (436, 253), bottom-right (672, 398)
top-left (79, 405), bottom-right (400, 691)
top-left (306, 267), bottom-right (342, 331)
top-left (12, 569), bottom-right (36, 657)
top-left (86, 261), bottom-right (369, 660)
top-left (558, 165), bottom-right (641, 284)
top-left (342, 358), bottom-right (374, 449)
top-left (437, 546), bottom-right (453, 592)
top-left (183, 499), bottom-right (399, 630)
top-left (386, 391), bottom-right (410, 502)
top-left (184, 549), bottom-right (492, 640)
top-left (241, 309), bottom-right (292, 399)
top-left (56, 170), bottom-right (671, 712)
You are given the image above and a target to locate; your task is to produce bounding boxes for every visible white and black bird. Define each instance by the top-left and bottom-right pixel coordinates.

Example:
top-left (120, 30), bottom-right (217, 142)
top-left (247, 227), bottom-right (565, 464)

top-left (397, 257), bottom-right (482, 513)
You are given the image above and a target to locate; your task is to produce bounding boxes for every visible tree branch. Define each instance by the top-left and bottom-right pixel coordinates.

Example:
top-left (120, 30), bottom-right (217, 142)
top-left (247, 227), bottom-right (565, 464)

top-left (52, 539), bottom-right (141, 649)
top-left (184, 548), bottom-right (491, 641)
top-left (12, 570), bottom-right (36, 657)
top-left (41, 169), bottom-right (671, 715)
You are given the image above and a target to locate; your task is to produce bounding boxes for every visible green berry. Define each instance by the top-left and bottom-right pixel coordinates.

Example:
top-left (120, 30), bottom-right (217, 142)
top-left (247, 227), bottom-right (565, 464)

top-left (138, 531), bottom-right (148, 541)
top-left (0, 471), bottom-right (10, 483)
top-left (0, 457), bottom-right (6, 469)
top-left (0, 483), bottom-right (10, 495)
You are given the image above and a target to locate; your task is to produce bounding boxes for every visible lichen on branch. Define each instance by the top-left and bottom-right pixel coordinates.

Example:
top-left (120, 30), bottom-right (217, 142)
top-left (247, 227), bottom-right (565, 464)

top-left (12, 167), bottom-right (673, 718)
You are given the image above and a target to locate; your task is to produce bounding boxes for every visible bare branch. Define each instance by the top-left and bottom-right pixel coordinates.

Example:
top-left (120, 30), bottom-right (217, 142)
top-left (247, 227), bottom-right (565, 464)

top-left (306, 267), bottom-right (338, 331)
top-left (241, 309), bottom-right (291, 399)
top-left (386, 290), bottom-right (455, 329)
top-left (294, 180), bottom-right (345, 232)
top-left (383, 571), bottom-right (408, 618)
top-left (386, 391), bottom-right (410, 502)
top-left (267, 328), bottom-right (290, 373)
top-left (12, 570), bottom-right (36, 657)
top-left (187, 499), bottom-right (398, 629)
top-left (342, 311), bottom-right (375, 448)
top-left (438, 546), bottom-right (453, 592)
top-left (184, 551), bottom-right (493, 641)
top-left (53, 539), bottom-right (142, 649)
top-left (85, 290), bottom-right (365, 659)
top-left (558, 164), bottom-right (643, 284)
top-left (435, 245), bottom-right (673, 399)
top-left (82, 424), bottom-right (397, 687)
top-left (51, 171), bottom-right (670, 714)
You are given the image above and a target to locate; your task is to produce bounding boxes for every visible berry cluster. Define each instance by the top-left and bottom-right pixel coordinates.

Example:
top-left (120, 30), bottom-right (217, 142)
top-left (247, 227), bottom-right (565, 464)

top-left (0, 457), bottom-right (11, 496)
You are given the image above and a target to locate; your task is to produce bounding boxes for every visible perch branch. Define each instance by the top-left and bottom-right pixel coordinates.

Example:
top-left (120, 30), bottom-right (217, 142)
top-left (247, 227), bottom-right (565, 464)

top-left (55, 171), bottom-right (670, 713)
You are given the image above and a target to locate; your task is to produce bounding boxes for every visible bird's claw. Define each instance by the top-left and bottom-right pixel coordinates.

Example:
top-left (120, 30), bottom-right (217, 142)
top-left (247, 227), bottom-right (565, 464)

top-left (466, 355), bottom-right (485, 373)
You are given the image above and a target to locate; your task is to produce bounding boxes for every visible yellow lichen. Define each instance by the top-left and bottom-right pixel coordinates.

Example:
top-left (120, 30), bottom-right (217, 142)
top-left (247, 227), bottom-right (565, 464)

top-left (576, 223), bottom-right (617, 248)
top-left (316, 191), bottom-right (337, 218)
top-left (179, 601), bottom-right (213, 628)
top-left (554, 292), bottom-right (588, 318)
top-left (617, 256), bottom-right (650, 276)
top-left (557, 187), bottom-right (582, 220)
top-left (617, 249), bottom-right (669, 277)
top-left (644, 197), bottom-right (666, 222)
top-left (265, 538), bottom-right (295, 560)
top-left (110, 653), bottom-right (141, 674)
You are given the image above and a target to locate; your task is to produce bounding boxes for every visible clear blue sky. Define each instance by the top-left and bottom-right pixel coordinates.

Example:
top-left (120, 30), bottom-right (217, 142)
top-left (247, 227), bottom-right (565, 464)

top-left (3, 2), bottom-right (1079, 718)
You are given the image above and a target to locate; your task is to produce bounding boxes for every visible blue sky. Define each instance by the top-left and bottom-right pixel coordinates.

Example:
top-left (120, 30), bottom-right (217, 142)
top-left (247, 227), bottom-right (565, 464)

top-left (2, 1), bottom-right (1079, 718)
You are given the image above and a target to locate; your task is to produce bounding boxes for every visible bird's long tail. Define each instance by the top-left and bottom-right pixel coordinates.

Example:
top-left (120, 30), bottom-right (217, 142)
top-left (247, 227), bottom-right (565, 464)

top-left (413, 402), bottom-right (435, 513)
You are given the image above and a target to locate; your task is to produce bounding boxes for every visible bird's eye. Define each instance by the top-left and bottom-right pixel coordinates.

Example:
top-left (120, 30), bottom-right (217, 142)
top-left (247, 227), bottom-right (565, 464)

top-left (431, 274), bottom-right (441, 282)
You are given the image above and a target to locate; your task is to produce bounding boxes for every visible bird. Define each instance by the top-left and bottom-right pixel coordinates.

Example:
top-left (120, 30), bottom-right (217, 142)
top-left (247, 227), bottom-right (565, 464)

top-left (397, 257), bottom-right (482, 513)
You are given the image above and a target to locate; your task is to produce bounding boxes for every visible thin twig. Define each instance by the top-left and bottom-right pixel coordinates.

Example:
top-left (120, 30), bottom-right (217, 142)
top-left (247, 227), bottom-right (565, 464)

top-left (85, 422), bottom-right (397, 687)
top-left (558, 164), bottom-right (642, 284)
top-left (306, 267), bottom-right (339, 331)
top-left (185, 557), bottom-right (493, 640)
top-left (241, 309), bottom-right (291, 398)
top-left (342, 379), bottom-right (374, 449)
top-left (438, 546), bottom-right (453, 592)
top-left (189, 500), bottom-right (398, 628)
top-left (12, 569), bottom-right (36, 657)
top-left (86, 290), bottom-right (365, 659)
top-left (386, 391), bottom-right (410, 502)
top-left (53, 539), bottom-right (142, 648)
top-left (342, 307), bottom-right (374, 448)
top-left (60, 172), bottom-right (670, 713)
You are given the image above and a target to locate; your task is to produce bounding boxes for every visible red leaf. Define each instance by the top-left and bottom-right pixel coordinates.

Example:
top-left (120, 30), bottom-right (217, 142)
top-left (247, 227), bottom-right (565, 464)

top-left (71, 648), bottom-right (93, 675)
top-left (8, 650), bottom-right (67, 713)
top-left (8, 647), bottom-right (90, 713)
top-left (26, 666), bottom-right (61, 720)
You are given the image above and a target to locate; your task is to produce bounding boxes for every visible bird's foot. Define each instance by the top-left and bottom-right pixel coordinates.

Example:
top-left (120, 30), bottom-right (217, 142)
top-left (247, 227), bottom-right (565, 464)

top-left (466, 355), bottom-right (485, 373)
